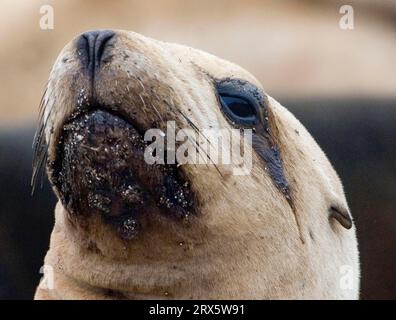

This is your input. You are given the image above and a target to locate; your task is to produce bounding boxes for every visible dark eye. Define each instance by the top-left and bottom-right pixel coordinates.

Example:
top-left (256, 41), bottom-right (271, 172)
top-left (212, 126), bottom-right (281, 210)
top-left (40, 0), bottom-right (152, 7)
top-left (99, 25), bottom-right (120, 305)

top-left (219, 94), bottom-right (259, 126)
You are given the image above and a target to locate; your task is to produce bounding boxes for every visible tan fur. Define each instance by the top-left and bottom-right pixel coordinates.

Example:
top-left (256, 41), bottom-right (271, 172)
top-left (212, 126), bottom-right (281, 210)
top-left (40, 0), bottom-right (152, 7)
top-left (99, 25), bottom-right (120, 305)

top-left (35, 30), bottom-right (359, 300)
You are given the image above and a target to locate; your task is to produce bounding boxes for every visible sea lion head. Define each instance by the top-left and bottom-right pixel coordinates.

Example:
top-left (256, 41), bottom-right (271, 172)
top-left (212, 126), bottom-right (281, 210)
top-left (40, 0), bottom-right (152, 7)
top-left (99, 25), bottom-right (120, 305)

top-left (33, 30), bottom-right (359, 299)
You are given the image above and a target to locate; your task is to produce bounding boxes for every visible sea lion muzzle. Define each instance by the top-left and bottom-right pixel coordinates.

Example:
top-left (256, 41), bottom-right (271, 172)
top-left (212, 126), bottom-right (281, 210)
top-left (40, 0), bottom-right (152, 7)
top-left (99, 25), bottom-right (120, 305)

top-left (49, 109), bottom-right (193, 240)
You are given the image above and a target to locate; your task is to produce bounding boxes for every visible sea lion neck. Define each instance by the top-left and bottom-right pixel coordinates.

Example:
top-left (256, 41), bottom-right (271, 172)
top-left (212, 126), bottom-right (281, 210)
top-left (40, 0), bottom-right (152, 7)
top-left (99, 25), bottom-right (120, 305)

top-left (42, 202), bottom-right (258, 299)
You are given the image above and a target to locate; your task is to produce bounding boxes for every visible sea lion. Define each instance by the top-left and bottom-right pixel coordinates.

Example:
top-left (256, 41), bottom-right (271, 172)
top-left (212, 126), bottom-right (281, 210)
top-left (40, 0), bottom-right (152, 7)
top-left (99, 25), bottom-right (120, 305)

top-left (33, 29), bottom-right (359, 299)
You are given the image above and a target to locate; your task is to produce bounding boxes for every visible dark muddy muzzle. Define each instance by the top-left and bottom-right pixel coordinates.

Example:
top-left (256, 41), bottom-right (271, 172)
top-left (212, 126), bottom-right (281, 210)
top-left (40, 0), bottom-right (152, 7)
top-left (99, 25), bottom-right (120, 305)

top-left (49, 110), bottom-right (193, 240)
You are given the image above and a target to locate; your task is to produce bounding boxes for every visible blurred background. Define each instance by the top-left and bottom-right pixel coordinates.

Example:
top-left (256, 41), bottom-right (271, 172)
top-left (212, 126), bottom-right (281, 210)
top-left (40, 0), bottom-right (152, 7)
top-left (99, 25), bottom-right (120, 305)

top-left (0, 0), bottom-right (395, 299)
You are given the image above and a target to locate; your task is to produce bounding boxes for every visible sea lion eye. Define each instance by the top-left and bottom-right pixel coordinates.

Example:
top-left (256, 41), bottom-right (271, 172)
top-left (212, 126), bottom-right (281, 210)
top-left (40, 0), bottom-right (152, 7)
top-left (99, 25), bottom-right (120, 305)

top-left (216, 79), bottom-right (262, 127)
top-left (219, 95), bottom-right (258, 125)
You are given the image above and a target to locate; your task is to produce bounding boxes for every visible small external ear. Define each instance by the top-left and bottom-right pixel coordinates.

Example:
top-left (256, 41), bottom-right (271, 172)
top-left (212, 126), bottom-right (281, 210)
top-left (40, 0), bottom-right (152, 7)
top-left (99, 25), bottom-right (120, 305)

top-left (329, 205), bottom-right (353, 229)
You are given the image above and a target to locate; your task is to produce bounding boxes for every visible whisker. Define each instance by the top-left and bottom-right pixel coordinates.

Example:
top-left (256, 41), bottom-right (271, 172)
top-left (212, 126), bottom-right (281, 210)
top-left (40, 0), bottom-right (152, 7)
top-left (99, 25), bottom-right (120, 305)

top-left (31, 86), bottom-right (52, 194)
top-left (150, 102), bottom-right (164, 123)
top-left (174, 109), bottom-right (223, 177)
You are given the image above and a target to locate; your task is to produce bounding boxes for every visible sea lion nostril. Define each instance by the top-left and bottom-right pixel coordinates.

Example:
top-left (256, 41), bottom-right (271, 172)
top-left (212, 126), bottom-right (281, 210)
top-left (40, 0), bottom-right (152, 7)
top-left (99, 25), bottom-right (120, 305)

top-left (76, 30), bottom-right (115, 74)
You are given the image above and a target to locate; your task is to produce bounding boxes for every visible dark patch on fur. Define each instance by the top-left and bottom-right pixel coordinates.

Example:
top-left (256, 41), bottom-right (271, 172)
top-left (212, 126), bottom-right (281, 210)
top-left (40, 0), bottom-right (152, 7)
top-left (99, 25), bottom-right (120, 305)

top-left (309, 229), bottom-right (315, 242)
top-left (104, 289), bottom-right (127, 300)
top-left (252, 135), bottom-right (291, 198)
top-left (48, 110), bottom-right (194, 240)
top-left (86, 241), bottom-right (103, 255)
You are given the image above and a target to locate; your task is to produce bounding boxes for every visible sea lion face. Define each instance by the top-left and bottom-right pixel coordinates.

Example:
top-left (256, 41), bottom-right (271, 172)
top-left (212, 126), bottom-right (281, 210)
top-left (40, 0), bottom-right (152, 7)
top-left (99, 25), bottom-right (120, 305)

top-left (35, 29), bottom-right (274, 238)
top-left (34, 30), bottom-right (359, 299)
